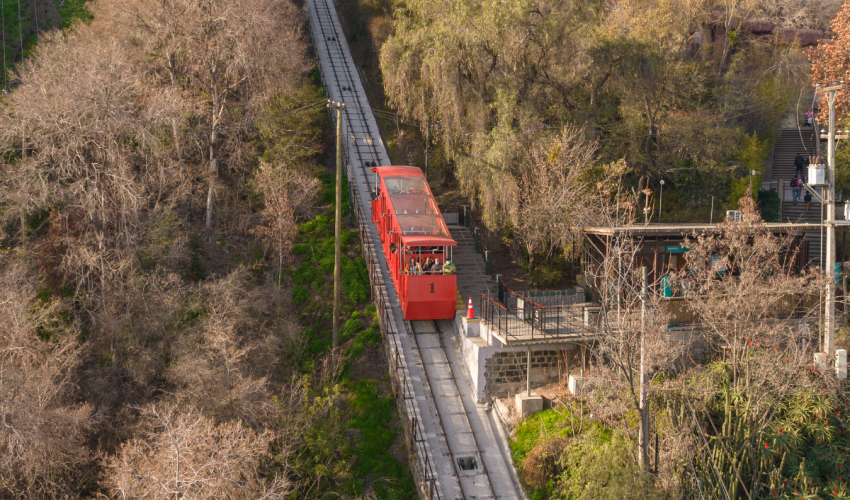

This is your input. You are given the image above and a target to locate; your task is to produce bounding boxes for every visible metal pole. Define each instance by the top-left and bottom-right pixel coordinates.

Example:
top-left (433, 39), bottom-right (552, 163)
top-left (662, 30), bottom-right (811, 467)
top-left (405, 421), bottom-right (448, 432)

top-left (823, 85), bottom-right (844, 358)
top-left (526, 344), bottom-right (532, 397)
top-left (659, 180), bottom-right (665, 223)
top-left (330, 101), bottom-right (346, 358)
top-left (639, 266), bottom-right (649, 471)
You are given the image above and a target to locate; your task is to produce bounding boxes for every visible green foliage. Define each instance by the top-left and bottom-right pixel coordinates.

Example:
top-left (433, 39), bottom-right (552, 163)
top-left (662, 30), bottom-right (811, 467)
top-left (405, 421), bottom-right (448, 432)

top-left (293, 286), bottom-right (309, 306)
top-left (1, 0), bottom-right (92, 85)
top-left (557, 428), bottom-right (661, 500)
top-left (530, 264), bottom-right (565, 288)
top-left (728, 132), bottom-right (773, 209)
top-left (183, 234), bottom-right (206, 281)
top-left (688, 361), bottom-right (850, 499)
top-left (27, 208), bottom-right (50, 231)
top-left (319, 172), bottom-right (350, 217)
top-left (349, 324), bottom-right (381, 359)
top-left (757, 188), bottom-right (781, 222)
top-left (346, 380), bottom-right (416, 498)
top-left (834, 132), bottom-right (850, 197)
top-left (284, 380), bottom-right (354, 495)
top-left (511, 409), bottom-right (574, 468)
top-left (255, 80), bottom-right (327, 167)
top-left (342, 255), bottom-right (369, 303)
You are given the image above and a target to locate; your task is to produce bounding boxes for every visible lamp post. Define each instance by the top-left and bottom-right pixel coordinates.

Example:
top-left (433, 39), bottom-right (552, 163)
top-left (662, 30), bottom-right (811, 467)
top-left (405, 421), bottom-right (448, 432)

top-left (750, 170), bottom-right (757, 192)
top-left (659, 180), bottom-right (665, 223)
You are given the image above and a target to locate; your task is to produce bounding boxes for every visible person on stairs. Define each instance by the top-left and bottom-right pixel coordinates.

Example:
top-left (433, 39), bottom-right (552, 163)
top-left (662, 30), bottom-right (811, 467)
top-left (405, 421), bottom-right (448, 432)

top-left (795, 153), bottom-right (807, 176)
top-left (792, 175), bottom-right (802, 205)
top-left (804, 191), bottom-right (812, 210)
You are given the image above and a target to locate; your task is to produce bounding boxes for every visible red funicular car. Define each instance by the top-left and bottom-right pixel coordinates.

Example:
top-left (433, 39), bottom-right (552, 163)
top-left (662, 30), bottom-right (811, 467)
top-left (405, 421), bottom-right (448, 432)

top-left (370, 166), bottom-right (457, 320)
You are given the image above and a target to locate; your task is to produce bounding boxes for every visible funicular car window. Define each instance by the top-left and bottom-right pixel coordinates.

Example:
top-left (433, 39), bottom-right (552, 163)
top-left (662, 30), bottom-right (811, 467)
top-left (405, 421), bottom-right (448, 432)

top-left (397, 214), bottom-right (449, 236)
top-left (385, 176), bottom-right (427, 196)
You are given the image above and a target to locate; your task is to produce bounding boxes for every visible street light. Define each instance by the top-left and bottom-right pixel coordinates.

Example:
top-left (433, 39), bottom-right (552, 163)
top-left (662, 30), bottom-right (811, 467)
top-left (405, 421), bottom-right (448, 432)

top-left (749, 169), bottom-right (757, 192)
top-left (659, 180), bottom-right (665, 223)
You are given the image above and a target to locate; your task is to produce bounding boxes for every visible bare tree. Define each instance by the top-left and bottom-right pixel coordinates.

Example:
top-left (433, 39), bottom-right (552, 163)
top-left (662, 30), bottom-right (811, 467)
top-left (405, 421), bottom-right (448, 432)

top-left (104, 404), bottom-right (286, 499)
top-left (584, 192), bottom-right (690, 474)
top-left (510, 126), bottom-right (600, 272)
top-left (0, 22), bottom-right (179, 303)
top-left (113, 0), bottom-right (309, 238)
top-left (252, 161), bottom-right (321, 283)
top-left (0, 261), bottom-right (94, 499)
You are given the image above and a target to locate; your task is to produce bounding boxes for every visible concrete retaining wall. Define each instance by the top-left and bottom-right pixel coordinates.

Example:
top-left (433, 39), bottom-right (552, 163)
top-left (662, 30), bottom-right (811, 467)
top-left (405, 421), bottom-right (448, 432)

top-left (458, 318), bottom-right (580, 402)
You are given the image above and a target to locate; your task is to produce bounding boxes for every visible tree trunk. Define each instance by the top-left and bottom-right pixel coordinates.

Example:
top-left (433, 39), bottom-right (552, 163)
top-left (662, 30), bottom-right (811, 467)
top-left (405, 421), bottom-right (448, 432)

top-left (206, 72), bottom-right (220, 238)
top-left (168, 54), bottom-right (184, 163)
top-left (643, 97), bottom-right (656, 170)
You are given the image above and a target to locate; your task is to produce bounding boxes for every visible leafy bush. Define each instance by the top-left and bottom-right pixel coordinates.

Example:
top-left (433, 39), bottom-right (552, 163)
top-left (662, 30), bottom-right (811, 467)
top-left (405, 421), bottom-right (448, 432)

top-left (557, 428), bottom-right (662, 500)
top-left (511, 409), bottom-right (573, 467)
top-left (530, 264), bottom-right (564, 288)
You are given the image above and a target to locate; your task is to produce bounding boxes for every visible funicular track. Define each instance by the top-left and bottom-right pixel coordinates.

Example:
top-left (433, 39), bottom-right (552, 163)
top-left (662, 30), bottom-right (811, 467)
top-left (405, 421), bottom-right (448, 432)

top-left (307, 1), bottom-right (519, 497)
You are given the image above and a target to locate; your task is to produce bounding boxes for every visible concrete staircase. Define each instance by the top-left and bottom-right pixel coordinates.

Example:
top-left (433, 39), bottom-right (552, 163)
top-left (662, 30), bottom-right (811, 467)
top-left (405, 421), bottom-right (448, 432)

top-left (450, 227), bottom-right (493, 318)
top-left (772, 128), bottom-right (816, 181)
top-left (770, 128), bottom-right (823, 265)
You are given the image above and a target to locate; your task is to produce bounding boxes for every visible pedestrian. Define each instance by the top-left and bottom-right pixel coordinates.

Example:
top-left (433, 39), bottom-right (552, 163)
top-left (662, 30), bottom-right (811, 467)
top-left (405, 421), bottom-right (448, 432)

top-left (791, 175), bottom-right (801, 205)
top-left (804, 191), bottom-right (812, 210)
top-left (423, 257), bottom-right (433, 273)
top-left (794, 153), bottom-right (806, 175)
top-left (443, 260), bottom-right (456, 275)
top-left (433, 259), bottom-right (443, 273)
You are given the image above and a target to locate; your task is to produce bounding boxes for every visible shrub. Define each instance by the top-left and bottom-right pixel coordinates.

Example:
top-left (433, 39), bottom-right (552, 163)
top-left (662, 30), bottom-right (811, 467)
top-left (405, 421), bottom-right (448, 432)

top-left (557, 428), bottom-right (661, 500)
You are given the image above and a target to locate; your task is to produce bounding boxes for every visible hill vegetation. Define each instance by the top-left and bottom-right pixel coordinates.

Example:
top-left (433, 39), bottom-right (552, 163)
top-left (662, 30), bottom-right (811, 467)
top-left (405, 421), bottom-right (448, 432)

top-left (0, 0), bottom-right (413, 498)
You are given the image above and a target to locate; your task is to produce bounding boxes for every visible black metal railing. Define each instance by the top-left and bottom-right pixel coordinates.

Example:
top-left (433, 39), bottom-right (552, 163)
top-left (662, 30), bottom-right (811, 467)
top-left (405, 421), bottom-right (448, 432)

top-left (497, 280), bottom-right (599, 308)
top-left (481, 293), bottom-right (598, 343)
top-left (341, 118), bottom-right (442, 499)
top-left (312, 16), bottom-right (443, 496)
top-left (439, 204), bottom-right (469, 227)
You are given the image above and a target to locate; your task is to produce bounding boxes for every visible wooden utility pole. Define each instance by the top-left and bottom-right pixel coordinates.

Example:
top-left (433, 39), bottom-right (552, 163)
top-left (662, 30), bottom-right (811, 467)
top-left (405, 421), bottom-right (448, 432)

top-left (329, 100), bottom-right (346, 355)
top-left (639, 266), bottom-right (649, 471)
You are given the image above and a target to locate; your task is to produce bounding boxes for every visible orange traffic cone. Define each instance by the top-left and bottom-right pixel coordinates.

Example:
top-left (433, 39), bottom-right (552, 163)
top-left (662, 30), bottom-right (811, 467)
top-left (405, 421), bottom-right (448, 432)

top-left (467, 297), bottom-right (474, 319)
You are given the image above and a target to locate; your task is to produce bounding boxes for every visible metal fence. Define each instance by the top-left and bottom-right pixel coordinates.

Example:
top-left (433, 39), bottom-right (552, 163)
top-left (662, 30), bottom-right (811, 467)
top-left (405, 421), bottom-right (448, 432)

top-left (439, 204), bottom-right (468, 227)
top-left (311, 21), bottom-right (443, 496)
top-left (344, 141), bottom-right (443, 500)
top-left (481, 293), bottom-right (598, 343)
top-left (497, 282), bottom-right (599, 309)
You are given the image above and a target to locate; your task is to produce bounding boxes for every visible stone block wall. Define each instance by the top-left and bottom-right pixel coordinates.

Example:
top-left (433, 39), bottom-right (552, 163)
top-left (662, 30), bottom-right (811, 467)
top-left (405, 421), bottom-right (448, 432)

top-left (483, 349), bottom-right (564, 399)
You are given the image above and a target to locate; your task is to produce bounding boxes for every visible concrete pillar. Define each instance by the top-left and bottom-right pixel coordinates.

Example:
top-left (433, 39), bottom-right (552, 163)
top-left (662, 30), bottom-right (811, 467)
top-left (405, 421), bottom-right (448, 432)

top-left (836, 348), bottom-right (847, 379)
top-left (815, 352), bottom-right (828, 373)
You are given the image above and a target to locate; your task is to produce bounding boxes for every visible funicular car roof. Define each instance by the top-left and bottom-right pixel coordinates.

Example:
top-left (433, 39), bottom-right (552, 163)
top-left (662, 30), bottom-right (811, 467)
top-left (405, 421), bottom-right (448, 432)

top-left (372, 166), bottom-right (456, 248)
